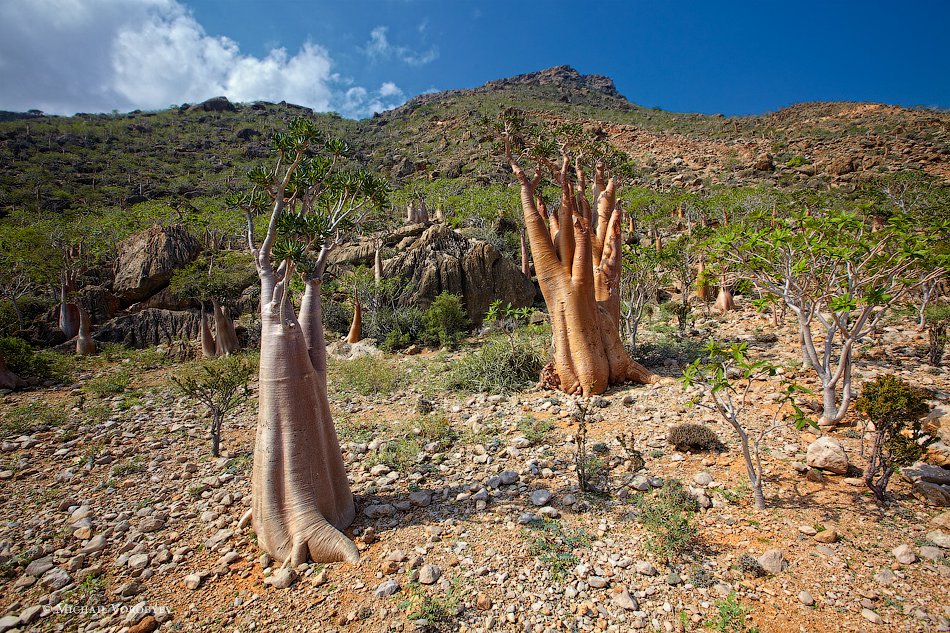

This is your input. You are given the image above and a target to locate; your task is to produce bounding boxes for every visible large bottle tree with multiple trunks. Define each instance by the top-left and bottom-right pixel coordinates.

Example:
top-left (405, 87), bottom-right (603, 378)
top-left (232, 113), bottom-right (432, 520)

top-left (499, 112), bottom-right (655, 396)
top-left (233, 118), bottom-right (387, 564)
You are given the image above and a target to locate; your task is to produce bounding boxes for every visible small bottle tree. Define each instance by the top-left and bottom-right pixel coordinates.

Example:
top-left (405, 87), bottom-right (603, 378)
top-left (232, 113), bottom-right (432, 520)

top-left (854, 375), bottom-right (933, 502)
top-left (681, 341), bottom-right (810, 510)
top-left (172, 354), bottom-right (254, 457)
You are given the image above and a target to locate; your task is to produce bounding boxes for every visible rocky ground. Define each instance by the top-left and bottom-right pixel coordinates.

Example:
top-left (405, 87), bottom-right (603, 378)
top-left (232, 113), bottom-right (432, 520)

top-left (1, 303), bottom-right (949, 633)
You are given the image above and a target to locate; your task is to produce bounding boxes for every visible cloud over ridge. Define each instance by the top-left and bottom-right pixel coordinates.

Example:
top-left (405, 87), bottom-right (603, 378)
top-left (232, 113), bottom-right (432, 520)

top-left (0, 0), bottom-right (404, 117)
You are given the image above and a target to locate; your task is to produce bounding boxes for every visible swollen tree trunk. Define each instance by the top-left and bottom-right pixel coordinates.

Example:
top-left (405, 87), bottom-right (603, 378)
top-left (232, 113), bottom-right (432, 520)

top-left (246, 264), bottom-right (357, 564)
top-left (507, 151), bottom-right (655, 396)
top-left (346, 298), bottom-right (362, 343)
top-left (200, 305), bottom-right (218, 359)
top-left (374, 245), bottom-right (383, 283)
top-left (59, 283), bottom-right (79, 340)
top-left (714, 278), bottom-right (735, 313)
top-left (76, 305), bottom-right (96, 355)
top-left (212, 299), bottom-right (239, 357)
top-left (520, 229), bottom-right (531, 277)
top-left (696, 258), bottom-right (713, 303)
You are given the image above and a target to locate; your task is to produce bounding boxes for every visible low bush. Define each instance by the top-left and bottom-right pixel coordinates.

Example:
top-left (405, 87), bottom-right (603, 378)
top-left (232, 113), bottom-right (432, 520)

top-left (0, 337), bottom-right (55, 379)
top-left (637, 479), bottom-right (698, 562)
top-left (443, 331), bottom-right (546, 394)
top-left (2, 401), bottom-right (68, 436)
top-left (328, 354), bottom-right (401, 397)
top-left (83, 370), bottom-right (132, 398)
top-left (422, 293), bottom-right (469, 349)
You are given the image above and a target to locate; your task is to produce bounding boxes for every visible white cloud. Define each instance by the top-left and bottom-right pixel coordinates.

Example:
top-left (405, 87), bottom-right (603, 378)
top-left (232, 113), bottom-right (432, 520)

top-left (364, 25), bottom-right (438, 67)
top-left (0, 0), bottom-right (405, 118)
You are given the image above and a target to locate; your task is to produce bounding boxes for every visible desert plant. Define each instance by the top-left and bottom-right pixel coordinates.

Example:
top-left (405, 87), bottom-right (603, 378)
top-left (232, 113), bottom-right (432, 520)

top-left (328, 354), bottom-right (401, 397)
top-left (637, 479), bottom-right (698, 562)
top-left (854, 375), bottom-right (933, 502)
top-left (682, 341), bottom-right (810, 509)
top-left (498, 112), bottom-right (654, 395)
top-left (231, 117), bottom-right (387, 564)
top-left (925, 303), bottom-right (950, 366)
top-left (422, 292), bottom-right (470, 348)
top-left (522, 518), bottom-right (591, 580)
top-left (708, 591), bottom-right (759, 633)
top-left (667, 423), bottom-right (720, 452)
top-left (2, 401), bottom-right (68, 436)
top-left (443, 330), bottom-right (546, 394)
top-left (172, 355), bottom-right (254, 457)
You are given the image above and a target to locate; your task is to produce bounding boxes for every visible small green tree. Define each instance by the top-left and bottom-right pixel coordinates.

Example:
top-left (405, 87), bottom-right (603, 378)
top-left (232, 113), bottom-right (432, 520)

top-left (682, 341), bottom-right (810, 510)
top-left (855, 375), bottom-right (933, 502)
top-left (423, 292), bottom-right (469, 348)
top-left (172, 355), bottom-right (254, 457)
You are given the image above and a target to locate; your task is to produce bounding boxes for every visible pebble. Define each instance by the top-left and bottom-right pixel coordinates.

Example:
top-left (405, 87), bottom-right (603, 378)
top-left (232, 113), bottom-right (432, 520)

top-left (814, 529), bottom-right (838, 544)
top-left (861, 608), bottom-right (884, 625)
top-left (529, 489), bottom-right (552, 506)
top-left (374, 580), bottom-right (400, 597)
top-left (798, 591), bottom-right (815, 606)
top-left (418, 564), bottom-right (441, 585)
top-left (264, 568), bottom-right (296, 589)
top-left (893, 544), bottom-right (917, 564)
top-left (184, 574), bottom-right (202, 590)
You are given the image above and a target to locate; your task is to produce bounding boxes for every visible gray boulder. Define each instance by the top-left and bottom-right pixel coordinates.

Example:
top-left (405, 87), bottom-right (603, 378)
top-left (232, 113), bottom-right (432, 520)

top-left (806, 437), bottom-right (849, 475)
top-left (94, 308), bottom-right (200, 348)
top-left (113, 224), bottom-right (200, 303)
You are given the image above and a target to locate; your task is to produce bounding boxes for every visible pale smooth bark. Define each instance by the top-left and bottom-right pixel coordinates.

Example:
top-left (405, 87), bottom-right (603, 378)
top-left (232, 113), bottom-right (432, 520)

top-left (212, 299), bottom-right (239, 357)
top-left (200, 305), bottom-right (217, 359)
top-left (346, 299), bottom-right (362, 343)
top-left (507, 146), bottom-right (655, 396)
top-left (76, 305), bottom-right (96, 355)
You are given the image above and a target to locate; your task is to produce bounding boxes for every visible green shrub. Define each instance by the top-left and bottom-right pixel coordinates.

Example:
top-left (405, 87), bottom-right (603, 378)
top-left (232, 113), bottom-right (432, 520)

top-left (83, 370), bottom-right (132, 398)
top-left (517, 416), bottom-right (554, 446)
top-left (855, 375), bottom-right (932, 501)
top-left (2, 401), bottom-right (68, 436)
top-left (522, 519), bottom-right (591, 580)
top-left (926, 302), bottom-right (950, 367)
top-left (708, 591), bottom-right (759, 633)
top-left (328, 354), bottom-right (401, 397)
top-left (422, 293), bottom-right (469, 348)
top-left (0, 337), bottom-right (54, 379)
top-left (370, 436), bottom-right (422, 472)
top-left (637, 479), bottom-right (698, 562)
top-left (785, 155), bottom-right (807, 168)
top-left (444, 331), bottom-right (546, 394)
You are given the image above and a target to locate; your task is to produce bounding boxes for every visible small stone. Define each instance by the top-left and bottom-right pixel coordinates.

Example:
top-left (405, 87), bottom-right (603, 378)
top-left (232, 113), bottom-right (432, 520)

top-left (139, 516), bottom-right (164, 532)
top-left (798, 591), bottom-right (815, 606)
top-left (386, 549), bottom-right (407, 562)
top-left (926, 531), bottom-right (950, 549)
top-left (476, 593), bottom-right (492, 610)
top-left (128, 553), bottom-right (150, 570)
top-left (518, 512), bottom-right (539, 524)
top-left (408, 490), bottom-right (432, 507)
top-left (806, 437), bottom-right (849, 474)
top-left (128, 615), bottom-right (159, 633)
top-left (364, 504), bottom-right (397, 518)
top-left (874, 569), bottom-right (896, 584)
top-left (665, 571), bottom-right (682, 585)
top-left (499, 470), bottom-right (519, 485)
top-left (920, 546), bottom-right (944, 561)
top-left (861, 608), bottom-right (883, 625)
top-left (264, 568), bottom-right (296, 589)
top-left (635, 561), bottom-right (657, 576)
top-left (799, 525), bottom-right (818, 536)
top-left (25, 556), bottom-right (53, 577)
top-left (588, 576), bottom-right (608, 588)
top-left (814, 529), bottom-right (838, 544)
top-left (418, 564), bottom-right (441, 585)
top-left (612, 588), bottom-right (639, 611)
top-left (374, 580), bottom-right (400, 597)
top-left (184, 573), bottom-right (202, 590)
top-left (41, 567), bottom-right (72, 590)
top-left (693, 472), bottom-right (713, 486)
top-left (19, 605), bottom-right (43, 625)
top-left (757, 549), bottom-right (787, 574)
top-left (0, 616), bottom-right (22, 632)
top-left (530, 489), bottom-right (552, 506)
top-left (893, 544), bottom-right (917, 564)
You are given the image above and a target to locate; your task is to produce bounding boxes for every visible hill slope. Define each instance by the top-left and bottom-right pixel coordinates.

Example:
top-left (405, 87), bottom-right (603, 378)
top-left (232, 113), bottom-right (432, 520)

top-left (0, 65), bottom-right (947, 223)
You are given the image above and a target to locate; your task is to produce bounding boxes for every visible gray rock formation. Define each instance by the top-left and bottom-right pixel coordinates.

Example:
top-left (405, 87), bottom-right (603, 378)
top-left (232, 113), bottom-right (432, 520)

top-left (94, 309), bottom-right (200, 348)
top-left (113, 225), bottom-right (200, 303)
top-left (384, 224), bottom-right (535, 323)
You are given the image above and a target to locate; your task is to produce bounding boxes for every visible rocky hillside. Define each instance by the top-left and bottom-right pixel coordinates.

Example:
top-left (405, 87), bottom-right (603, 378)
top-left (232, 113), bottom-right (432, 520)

top-left (1, 66), bottom-right (948, 224)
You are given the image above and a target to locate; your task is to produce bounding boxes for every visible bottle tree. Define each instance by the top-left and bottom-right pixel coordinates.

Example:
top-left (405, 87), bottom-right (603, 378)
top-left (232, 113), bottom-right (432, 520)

top-left (499, 113), bottom-right (655, 395)
top-left (232, 118), bottom-right (387, 564)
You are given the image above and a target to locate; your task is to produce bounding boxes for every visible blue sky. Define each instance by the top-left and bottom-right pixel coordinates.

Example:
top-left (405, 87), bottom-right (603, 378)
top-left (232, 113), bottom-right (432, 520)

top-left (1, 0), bottom-right (948, 117)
